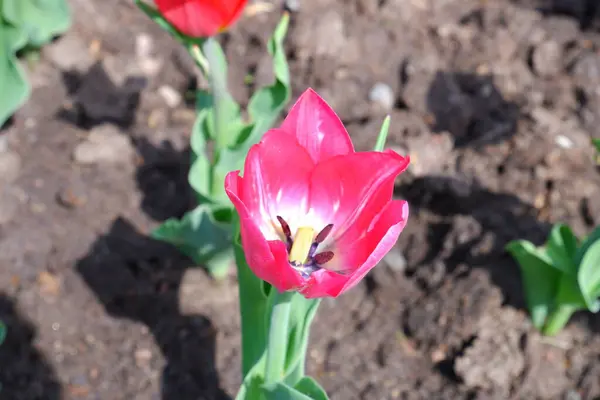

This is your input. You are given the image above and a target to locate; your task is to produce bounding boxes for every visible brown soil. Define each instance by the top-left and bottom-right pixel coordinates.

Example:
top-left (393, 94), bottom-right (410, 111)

top-left (2, 0), bottom-right (600, 399)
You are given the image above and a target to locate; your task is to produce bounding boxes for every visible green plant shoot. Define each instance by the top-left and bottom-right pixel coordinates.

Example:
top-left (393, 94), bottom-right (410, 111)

top-left (507, 224), bottom-right (600, 335)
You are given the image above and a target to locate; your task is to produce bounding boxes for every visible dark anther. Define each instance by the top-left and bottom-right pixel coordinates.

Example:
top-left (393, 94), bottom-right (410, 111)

top-left (277, 216), bottom-right (294, 250)
top-left (315, 224), bottom-right (334, 244)
top-left (277, 216), bottom-right (291, 237)
top-left (314, 251), bottom-right (334, 265)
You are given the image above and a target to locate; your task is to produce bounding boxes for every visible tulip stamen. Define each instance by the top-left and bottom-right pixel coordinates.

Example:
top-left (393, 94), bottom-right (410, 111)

top-left (309, 223), bottom-right (334, 258)
top-left (276, 216), bottom-right (293, 251)
top-left (276, 219), bottom-right (337, 278)
top-left (313, 251), bottom-right (334, 265)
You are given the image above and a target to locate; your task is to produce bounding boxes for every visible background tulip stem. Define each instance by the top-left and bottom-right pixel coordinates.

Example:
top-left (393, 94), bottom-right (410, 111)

top-left (189, 44), bottom-right (209, 77)
top-left (264, 290), bottom-right (294, 384)
top-left (202, 37), bottom-right (231, 150)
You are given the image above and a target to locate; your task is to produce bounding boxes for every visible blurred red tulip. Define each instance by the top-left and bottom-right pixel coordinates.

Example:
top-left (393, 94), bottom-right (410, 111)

top-left (155, 0), bottom-right (247, 37)
top-left (225, 89), bottom-right (410, 298)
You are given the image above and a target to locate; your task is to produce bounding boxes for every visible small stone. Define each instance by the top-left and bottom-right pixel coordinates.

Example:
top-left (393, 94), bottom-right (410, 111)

top-left (382, 247), bottom-right (407, 272)
top-left (44, 35), bottom-right (94, 72)
top-left (136, 33), bottom-right (153, 59)
top-left (532, 40), bottom-right (563, 77)
top-left (158, 85), bottom-right (182, 108)
top-left (135, 348), bottom-right (153, 366)
top-left (73, 124), bottom-right (134, 165)
top-left (555, 135), bottom-right (573, 149)
top-left (0, 189), bottom-right (19, 224)
top-left (284, 0), bottom-right (300, 12)
top-left (56, 179), bottom-right (88, 208)
top-left (564, 389), bottom-right (582, 400)
top-left (0, 151), bottom-right (21, 185)
top-left (89, 368), bottom-right (99, 380)
top-left (135, 33), bottom-right (162, 77)
top-left (369, 82), bottom-right (395, 111)
top-left (38, 270), bottom-right (61, 296)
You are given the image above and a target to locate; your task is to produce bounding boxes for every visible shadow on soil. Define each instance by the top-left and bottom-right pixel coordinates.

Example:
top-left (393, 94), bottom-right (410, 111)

top-left (57, 61), bottom-right (145, 129)
top-left (76, 218), bottom-right (231, 400)
top-left (512, 0), bottom-right (600, 30)
top-left (0, 295), bottom-right (62, 400)
top-left (427, 71), bottom-right (520, 148)
top-left (397, 175), bottom-right (551, 310)
top-left (134, 137), bottom-right (196, 222)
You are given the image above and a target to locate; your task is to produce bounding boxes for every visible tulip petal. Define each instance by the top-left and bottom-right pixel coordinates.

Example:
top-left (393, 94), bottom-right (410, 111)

top-left (155, 0), bottom-right (246, 37)
top-left (300, 200), bottom-right (409, 298)
top-left (225, 171), bottom-right (304, 291)
top-left (309, 150), bottom-right (409, 246)
top-left (280, 89), bottom-right (354, 163)
top-left (242, 129), bottom-right (314, 240)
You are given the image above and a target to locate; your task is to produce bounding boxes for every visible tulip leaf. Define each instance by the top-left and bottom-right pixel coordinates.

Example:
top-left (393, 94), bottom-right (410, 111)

top-left (506, 240), bottom-right (561, 329)
top-left (217, 13), bottom-right (292, 179)
top-left (293, 377), bottom-right (329, 400)
top-left (577, 239), bottom-right (600, 311)
top-left (374, 115), bottom-right (391, 152)
top-left (555, 274), bottom-right (588, 310)
top-left (0, 22), bottom-right (30, 128)
top-left (236, 366), bottom-right (266, 400)
top-left (575, 226), bottom-right (600, 267)
top-left (262, 382), bottom-right (316, 400)
top-left (262, 378), bottom-right (329, 400)
top-left (246, 12), bottom-right (291, 139)
top-left (151, 204), bottom-right (233, 279)
top-left (2, 0), bottom-right (71, 48)
top-left (546, 223), bottom-right (579, 274)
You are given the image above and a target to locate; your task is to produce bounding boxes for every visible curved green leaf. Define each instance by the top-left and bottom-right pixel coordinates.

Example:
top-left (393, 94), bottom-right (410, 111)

top-left (577, 239), bottom-right (600, 311)
top-left (0, 22), bottom-right (30, 127)
top-left (506, 240), bottom-right (561, 329)
top-left (293, 377), bottom-right (329, 400)
top-left (546, 224), bottom-right (579, 274)
top-left (262, 382), bottom-right (314, 400)
top-left (374, 115), bottom-right (391, 152)
top-left (151, 204), bottom-right (233, 279)
top-left (3, 0), bottom-right (71, 48)
top-left (575, 226), bottom-right (600, 267)
top-left (216, 12), bottom-right (292, 178)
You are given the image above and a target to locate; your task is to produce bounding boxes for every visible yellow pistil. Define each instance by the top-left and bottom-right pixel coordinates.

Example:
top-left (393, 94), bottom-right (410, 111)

top-left (289, 227), bottom-right (315, 264)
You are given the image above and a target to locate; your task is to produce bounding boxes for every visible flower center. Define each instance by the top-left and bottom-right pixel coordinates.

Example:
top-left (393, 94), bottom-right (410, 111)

top-left (277, 216), bottom-right (334, 279)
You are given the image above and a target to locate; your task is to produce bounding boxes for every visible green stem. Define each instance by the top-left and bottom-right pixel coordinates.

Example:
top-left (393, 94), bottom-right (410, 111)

top-left (189, 44), bottom-right (210, 78)
top-left (202, 37), bottom-right (229, 151)
top-left (264, 290), bottom-right (294, 384)
top-left (542, 305), bottom-right (576, 336)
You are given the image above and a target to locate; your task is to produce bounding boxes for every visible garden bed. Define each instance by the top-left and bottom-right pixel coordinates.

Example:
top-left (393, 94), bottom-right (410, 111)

top-left (1, 0), bottom-right (600, 398)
